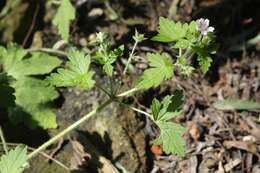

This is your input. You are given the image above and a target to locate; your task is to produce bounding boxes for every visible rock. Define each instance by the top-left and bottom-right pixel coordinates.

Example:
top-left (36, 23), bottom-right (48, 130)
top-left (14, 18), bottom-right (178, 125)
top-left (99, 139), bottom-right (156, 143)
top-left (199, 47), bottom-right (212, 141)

top-left (26, 87), bottom-right (147, 172)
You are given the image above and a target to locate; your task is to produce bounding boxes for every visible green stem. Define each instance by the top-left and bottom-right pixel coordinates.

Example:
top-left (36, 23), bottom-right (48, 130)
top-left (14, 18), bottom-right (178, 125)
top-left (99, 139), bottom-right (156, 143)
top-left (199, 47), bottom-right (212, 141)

top-left (0, 127), bottom-right (8, 154)
top-left (95, 83), bottom-right (112, 97)
top-left (109, 76), bottom-right (114, 95)
top-left (179, 48), bottom-right (182, 57)
top-left (27, 98), bottom-right (113, 160)
top-left (123, 40), bottom-right (139, 74)
top-left (117, 88), bottom-right (138, 97)
top-left (27, 48), bottom-right (67, 57)
top-left (119, 102), bottom-right (152, 119)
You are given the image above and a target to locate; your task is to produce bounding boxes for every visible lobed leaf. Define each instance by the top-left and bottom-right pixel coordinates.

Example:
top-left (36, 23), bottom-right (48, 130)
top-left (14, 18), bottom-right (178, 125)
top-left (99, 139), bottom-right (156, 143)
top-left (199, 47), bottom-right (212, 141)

top-left (152, 17), bottom-right (187, 42)
top-left (0, 43), bottom-right (27, 72)
top-left (53, 0), bottom-right (76, 41)
top-left (9, 77), bottom-right (59, 129)
top-left (193, 46), bottom-right (213, 74)
top-left (47, 50), bottom-right (95, 90)
top-left (0, 44), bottom-right (61, 129)
top-left (0, 73), bottom-right (15, 108)
top-left (136, 53), bottom-right (174, 90)
top-left (151, 92), bottom-right (186, 156)
top-left (94, 39), bottom-right (124, 76)
top-left (153, 121), bottom-right (186, 156)
top-left (0, 145), bottom-right (28, 173)
top-left (8, 53), bottom-right (61, 79)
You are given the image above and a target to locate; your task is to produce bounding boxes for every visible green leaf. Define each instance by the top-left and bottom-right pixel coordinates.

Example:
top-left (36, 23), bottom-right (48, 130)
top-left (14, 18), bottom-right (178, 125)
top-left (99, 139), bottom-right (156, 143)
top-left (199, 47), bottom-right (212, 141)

top-left (0, 44), bottom-right (61, 79)
top-left (0, 43), bottom-right (27, 72)
top-left (193, 39), bottom-right (216, 74)
top-left (133, 30), bottom-right (145, 42)
top-left (108, 45), bottom-right (124, 64)
top-left (10, 77), bottom-right (59, 129)
top-left (13, 77), bottom-right (59, 106)
top-left (170, 90), bottom-right (185, 111)
top-left (152, 17), bottom-right (187, 42)
top-left (0, 145), bottom-right (28, 173)
top-left (151, 93), bottom-right (186, 156)
top-left (153, 121), bottom-right (186, 156)
top-left (0, 85), bottom-right (15, 108)
top-left (136, 53), bottom-right (174, 89)
top-left (151, 98), bottom-right (161, 121)
top-left (152, 91), bottom-right (184, 122)
top-left (188, 21), bottom-right (198, 32)
top-left (0, 44), bottom-right (60, 129)
top-left (9, 105), bottom-right (58, 129)
top-left (213, 99), bottom-right (260, 110)
top-left (94, 34), bottom-right (124, 76)
top-left (175, 56), bottom-right (194, 76)
top-left (8, 53), bottom-right (61, 78)
top-left (197, 55), bottom-right (212, 74)
top-left (0, 73), bottom-right (15, 108)
top-left (53, 0), bottom-right (76, 41)
top-left (193, 46), bottom-right (212, 73)
top-left (103, 63), bottom-right (113, 77)
top-left (172, 39), bottom-right (190, 49)
top-left (47, 49), bottom-right (95, 90)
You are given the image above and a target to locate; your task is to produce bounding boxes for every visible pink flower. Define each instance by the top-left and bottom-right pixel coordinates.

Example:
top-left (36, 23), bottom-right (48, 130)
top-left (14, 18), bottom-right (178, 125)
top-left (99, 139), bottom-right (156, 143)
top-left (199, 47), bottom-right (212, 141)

top-left (196, 18), bottom-right (215, 36)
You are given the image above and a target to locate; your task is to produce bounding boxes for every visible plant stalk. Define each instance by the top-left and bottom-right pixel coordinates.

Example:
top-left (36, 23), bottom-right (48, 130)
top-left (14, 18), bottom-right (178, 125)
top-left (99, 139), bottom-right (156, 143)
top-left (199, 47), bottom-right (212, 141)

top-left (0, 127), bottom-right (8, 154)
top-left (27, 98), bottom-right (113, 160)
top-left (117, 88), bottom-right (138, 97)
top-left (123, 40), bottom-right (139, 74)
top-left (27, 48), bottom-right (67, 57)
top-left (118, 102), bottom-right (152, 119)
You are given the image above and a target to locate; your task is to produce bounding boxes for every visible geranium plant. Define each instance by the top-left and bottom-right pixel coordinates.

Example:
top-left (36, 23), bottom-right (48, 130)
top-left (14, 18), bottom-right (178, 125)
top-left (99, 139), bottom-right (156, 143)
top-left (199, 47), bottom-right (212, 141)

top-left (0, 16), bottom-right (216, 173)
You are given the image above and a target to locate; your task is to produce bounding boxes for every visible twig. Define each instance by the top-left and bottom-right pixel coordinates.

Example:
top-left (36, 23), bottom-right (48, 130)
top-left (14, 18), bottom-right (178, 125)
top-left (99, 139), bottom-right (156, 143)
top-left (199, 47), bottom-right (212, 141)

top-left (22, 4), bottom-right (40, 47)
top-left (47, 138), bottom-right (64, 161)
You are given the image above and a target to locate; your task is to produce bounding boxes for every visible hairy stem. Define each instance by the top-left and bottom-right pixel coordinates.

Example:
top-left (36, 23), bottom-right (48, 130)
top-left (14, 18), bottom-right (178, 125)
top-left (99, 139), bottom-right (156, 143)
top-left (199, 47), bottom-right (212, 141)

top-left (0, 127), bottom-right (8, 154)
top-left (123, 39), bottom-right (139, 74)
top-left (27, 99), bottom-right (113, 160)
top-left (118, 102), bottom-right (152, 119)
top-left (178, 48), bottom-right (182, 57)
top-left (27, 48), bottom-right (67, 57)
top-left (95, 83), bottom-right (112, 97)
top-left (109, 76), bottom-right (114, 95)
top-left (117, 88), bottom-right (138, 97)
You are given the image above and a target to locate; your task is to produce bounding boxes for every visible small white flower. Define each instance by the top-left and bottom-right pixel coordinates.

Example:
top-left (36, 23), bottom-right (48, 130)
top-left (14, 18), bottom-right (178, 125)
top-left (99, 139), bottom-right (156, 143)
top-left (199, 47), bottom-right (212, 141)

top-left (196, 18), bottom-right (215, 36)
top-left (96, 32), bottom-right (106, 43)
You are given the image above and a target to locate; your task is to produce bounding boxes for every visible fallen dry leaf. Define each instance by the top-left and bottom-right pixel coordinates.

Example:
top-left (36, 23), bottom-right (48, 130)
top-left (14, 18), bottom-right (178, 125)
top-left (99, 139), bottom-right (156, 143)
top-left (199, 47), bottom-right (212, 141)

top-left (151, 144), bottom-right (163, 156)
top-left (224, 158), bottom-right (241, 172)
top-left (189, 123), bottom-right (202, 140)
top-left (223, 140), bottom-right (258, 155)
